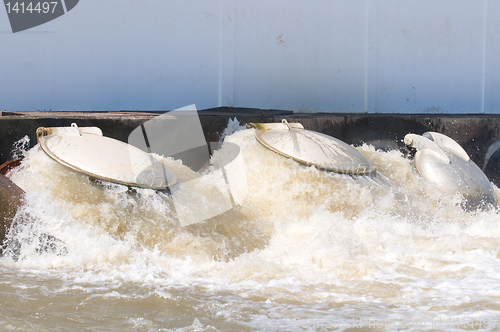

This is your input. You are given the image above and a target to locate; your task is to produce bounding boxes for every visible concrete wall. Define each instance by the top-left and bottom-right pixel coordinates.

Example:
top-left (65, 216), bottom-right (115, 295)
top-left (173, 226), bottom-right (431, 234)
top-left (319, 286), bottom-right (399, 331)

top-left (1, 0), bottom-right (499, 113)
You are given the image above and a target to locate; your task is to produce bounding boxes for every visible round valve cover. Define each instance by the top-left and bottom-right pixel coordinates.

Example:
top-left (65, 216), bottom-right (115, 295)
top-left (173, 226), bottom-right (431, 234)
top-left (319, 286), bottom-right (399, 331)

top-left (405, 132), bottom-right (495, 209)
top-left (253, 121), bottom-right (374, 175)
top-left (39, 133), bottom-right (176, 189)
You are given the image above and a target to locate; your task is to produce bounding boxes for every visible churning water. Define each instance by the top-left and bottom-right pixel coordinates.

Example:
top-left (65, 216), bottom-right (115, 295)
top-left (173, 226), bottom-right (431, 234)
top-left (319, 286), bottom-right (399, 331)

top-left (2, 121), bottom-right (500, 331)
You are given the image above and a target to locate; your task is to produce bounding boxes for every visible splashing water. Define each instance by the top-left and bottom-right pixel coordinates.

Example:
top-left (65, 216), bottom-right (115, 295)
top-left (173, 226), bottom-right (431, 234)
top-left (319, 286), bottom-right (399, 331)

top-left (219, 118), bottom-right (247, 144)
top-left (1, 124), bottom-right (500, 331)
top-left (11, 135), bottom-right (30, 160)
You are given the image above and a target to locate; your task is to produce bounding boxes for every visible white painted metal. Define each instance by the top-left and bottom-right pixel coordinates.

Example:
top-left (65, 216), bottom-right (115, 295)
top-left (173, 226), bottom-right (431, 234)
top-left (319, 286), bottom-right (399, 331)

top-left (0, 0), bottom-right (499, 113)
top-left (253, 120), bottom-right (374, 175)
top-left (39, 126), bottom-right (176, 189)
top-left (36, 123), bottom-right (103, 141)
top-left (421, 132), bottom-right (470, 162)
top-left (405, 132), bottom-right (495, 209)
